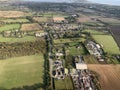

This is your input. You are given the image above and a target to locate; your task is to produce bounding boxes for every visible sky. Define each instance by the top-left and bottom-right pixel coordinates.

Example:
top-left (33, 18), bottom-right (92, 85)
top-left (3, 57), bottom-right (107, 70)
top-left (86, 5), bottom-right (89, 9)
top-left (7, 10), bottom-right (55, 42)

top-left (26, 0), bottom-right (120, 6)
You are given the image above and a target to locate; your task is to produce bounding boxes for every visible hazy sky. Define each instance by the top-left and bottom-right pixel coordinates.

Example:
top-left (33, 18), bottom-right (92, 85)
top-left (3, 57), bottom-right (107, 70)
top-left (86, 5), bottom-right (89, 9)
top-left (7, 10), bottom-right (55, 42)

top-left (26, 0), bottom-right (120, 6)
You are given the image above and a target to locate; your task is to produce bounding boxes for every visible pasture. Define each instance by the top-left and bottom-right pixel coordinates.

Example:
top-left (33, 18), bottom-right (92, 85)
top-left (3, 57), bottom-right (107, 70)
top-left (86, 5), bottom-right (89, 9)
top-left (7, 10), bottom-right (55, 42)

top-left (0, 18), bottom-right (30, 23)
top-left (54, 38), bottom-right (85, 44)
top-left (0, 24), bottom-right (20, 32)
top-left (0, 54), bottom-right (44, 89)
top-left (54, 77), bottom-right (74, 90)
top-left (20, 23), bottom-right (42, 31)
top-left (93, 35), bottom-right (120, 54)
top-left (0, 35), bottom-right (36, 43)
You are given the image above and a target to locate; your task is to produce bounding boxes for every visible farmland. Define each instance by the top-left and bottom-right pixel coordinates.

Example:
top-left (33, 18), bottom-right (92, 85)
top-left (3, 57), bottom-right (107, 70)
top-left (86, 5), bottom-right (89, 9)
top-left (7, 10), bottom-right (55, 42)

top-left (110, 25), bottom-right (120, 48)
top-left (54, 77), bottom-right (74, 90)
top-left (0, 54), bottom-right (44, 89)
top-left (65, 42), bottom-right (86, 55)
top-left (0, 35), bottom-right (36, 43)
top-left (0, 11), bottom-right (26, 18)
top-left (0, 24), bottom-right (20, 32)
top-left (88, 64), bottom-right (120, 90)
top-left (20, 23), bottom-right (42, 31)
top-left (0, 18), bottom-right (30, 23)
top-left (33, 17), bottom-right (52, 23)
top-left (93, 35), bottom-right (120, 54)
top-left (54, 38), bottom-right (85, 44)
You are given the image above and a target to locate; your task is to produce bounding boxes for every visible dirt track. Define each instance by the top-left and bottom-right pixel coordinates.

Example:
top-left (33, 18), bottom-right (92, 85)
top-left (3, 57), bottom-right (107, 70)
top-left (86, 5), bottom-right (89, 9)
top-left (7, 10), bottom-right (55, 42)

top-left (88, 64), bottom-right (120, 90)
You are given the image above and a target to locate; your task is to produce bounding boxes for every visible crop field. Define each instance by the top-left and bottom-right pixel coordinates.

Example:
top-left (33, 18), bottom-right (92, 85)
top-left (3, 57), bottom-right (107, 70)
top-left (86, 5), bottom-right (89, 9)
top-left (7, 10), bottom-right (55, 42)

top-left (84, 55), bottom-right (99, 64)
top-left (0, 11), bottom-right (26, 18)
top-left (0, 18), bottom-right (30, 23)
top-left (20, 23), bottom-right (42, 31)
top-left (0, 35), bottom-right (36, 43)
top-left (99, 18), bottom-right (120, 24)
top-left (93, 35), bottom-right (120, 54)
top-left (54, 77), bottom-right (74, 90)
top-left (83, 29), bottom-right (105, 35)
top-left (54, 38), bottom-right (85, 44)
top-left (33, 17), bottom-right (52, 23)
top-left (0, 24), bottom-right (20, 32)
top-left (88, 64), bottom-right (120, 90)
top-left (110, 25), bottom-right (120, 48)
top-left (0, 54), bottom-right (44, 89)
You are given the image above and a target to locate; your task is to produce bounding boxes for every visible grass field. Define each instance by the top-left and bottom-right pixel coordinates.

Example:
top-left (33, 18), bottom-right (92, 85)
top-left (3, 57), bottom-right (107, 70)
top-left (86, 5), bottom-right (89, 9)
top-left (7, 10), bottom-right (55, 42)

top-left (65, 42), bottom-right (86, 55)
top-left (55, 77), bottom-right (74, 90)
top-left (83, 29), bottom-right (105, 35)
top-left (54, 38), bottom-right (85, 44)
top-left (0, 35), bottom-right (36, 43)
top-left (0, 19), bottom-right (29, 23)
top-left (93, 35), bottom-right (120, 54)
top-left (0, 24), bottom-right (20, 32)
top-left (0, 54), bottom-right (44, 89)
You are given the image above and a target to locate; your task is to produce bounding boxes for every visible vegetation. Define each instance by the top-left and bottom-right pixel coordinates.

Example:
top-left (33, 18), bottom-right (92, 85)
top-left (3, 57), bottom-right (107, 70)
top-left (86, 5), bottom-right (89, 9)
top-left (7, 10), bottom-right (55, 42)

top-left (0, 54), bottom-right (44, 89)
top-left (0, 24), bottom-right (20, 32)
top-left (54, 77), bottom-right (74, 90)
top-left (0, 35), bottom-right (36, 43)
top-left (0, 39), bottom-right (46, 59)
top-left (93, 35), bottom-right (120, 54)
top-left (0, 18), bottom-right (30, 23)
top-left (54, 38), bottom-right (85, 44)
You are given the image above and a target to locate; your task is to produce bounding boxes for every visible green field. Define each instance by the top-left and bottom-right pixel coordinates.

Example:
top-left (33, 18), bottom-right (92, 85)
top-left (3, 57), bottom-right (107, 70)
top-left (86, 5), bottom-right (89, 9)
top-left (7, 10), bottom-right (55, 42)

top-left (54, 38), bottom-right (85, 44)
top-left (93, 35), bottom-right (120, 54)
top-left (83, 29), bottom-right (105, 35)
top-left (0, 54), bottom-right (44, 89)
top-left (0, 19), bottom-right (29, 23)
top-left (0, 24), bottom-right (20, 32)
top-left (0, 35), bottom-right (36, 43)
top-left (65, 42), bottom-right (86, 55)
top-left (55, 77), bottom-right (74, 90)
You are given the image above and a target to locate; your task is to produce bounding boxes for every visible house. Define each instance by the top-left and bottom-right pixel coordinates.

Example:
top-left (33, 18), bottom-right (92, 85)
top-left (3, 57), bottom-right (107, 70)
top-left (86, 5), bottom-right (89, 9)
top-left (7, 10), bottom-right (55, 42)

top-left (3, 30), bottom-right (11, 37)
top-left (35, 31), bottom-right (48, 37)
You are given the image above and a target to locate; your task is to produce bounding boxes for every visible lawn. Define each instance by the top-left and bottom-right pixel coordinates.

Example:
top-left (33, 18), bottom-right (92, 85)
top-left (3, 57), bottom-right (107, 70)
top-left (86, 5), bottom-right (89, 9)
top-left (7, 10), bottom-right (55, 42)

top-left (54, 38), bottom-right (85, 44)
top-left (0, 19), bottom-right (29, 23)
top-left (0, 35), bottom-right (36, 43)
top-left (93, 35), bottom-right (120, 54)
top-left (0, 24), bottom-right (20, 32)
top-left (0, 54), bottom-right (44, 89)
top-left (55, 77), bottom-right (74, 90)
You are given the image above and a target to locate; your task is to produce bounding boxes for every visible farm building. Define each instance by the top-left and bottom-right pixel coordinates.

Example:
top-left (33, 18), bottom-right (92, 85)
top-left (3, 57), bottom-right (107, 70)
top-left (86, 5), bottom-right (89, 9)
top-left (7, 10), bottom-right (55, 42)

top-left (76, 63), bottom-right (88, 70)
top-left (3, 30), bottom-right (11, 37)
top-left (35, 31), bottom-right (48, 37)
top-left (53, 17), bottom-right (65, 23)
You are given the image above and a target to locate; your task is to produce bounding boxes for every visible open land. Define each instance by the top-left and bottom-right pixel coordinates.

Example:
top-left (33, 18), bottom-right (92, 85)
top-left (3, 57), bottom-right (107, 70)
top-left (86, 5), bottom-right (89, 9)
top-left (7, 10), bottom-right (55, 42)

top-left (88, 64), bottom-right (120, 90)
top-left (0, 54), bottom-right (44, 89)
top-left (110, 25), bottom-right (120, 48)
top-left (0, 35), bottom-right (36, 43)
top-left (0, 11), bottom-right (26, 18)
top-left (54, 77), bottom-right (74, 90)
top-left (20, 23), bottom-right (42, 31)
top-left (0, 18), bottom-right (30, 23)
top-left (0, 24), bottom-right (20, 32)
top-left (93, 35), bottom-right (120, 54)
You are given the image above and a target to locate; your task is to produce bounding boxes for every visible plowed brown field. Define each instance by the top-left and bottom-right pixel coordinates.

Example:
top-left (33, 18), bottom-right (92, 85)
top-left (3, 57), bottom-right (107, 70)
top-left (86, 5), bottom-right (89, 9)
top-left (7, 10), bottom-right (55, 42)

top-left (88, 64), bottom-right (120, 90)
